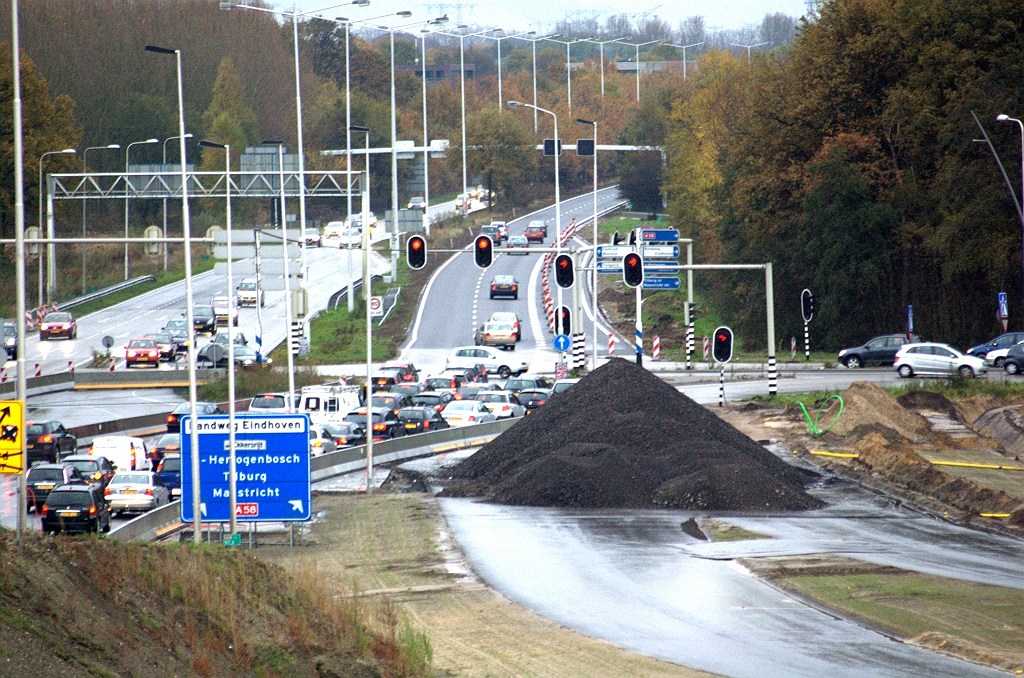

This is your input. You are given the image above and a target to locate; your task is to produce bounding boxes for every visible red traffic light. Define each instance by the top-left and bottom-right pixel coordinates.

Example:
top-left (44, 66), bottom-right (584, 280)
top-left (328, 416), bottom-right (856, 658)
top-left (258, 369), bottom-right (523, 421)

top-left (406, 235), bottom-right (427, 270)
top-left (474, 235), bottom-right (493, 268)
top-left (622, 253), bottom-right (644, 287)
top-left (555, 254), bottom-right (574, 288)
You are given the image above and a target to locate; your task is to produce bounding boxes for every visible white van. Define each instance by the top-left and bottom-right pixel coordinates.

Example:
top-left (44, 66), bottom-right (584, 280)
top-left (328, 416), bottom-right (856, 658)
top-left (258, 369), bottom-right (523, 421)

top-left (300, 384), bottom-right (361, 427)
top-left (88, 436), bottom-right (151, 472)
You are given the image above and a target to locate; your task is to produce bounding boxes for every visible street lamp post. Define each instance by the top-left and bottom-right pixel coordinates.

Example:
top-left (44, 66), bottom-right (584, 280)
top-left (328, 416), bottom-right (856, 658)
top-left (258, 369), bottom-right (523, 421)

top-left (577, 118), bottom-right (598, 370)
top-left (481, 30), bottom-right (534, 112)
top-left (81, 144), bottom-right (119, 294)
top-left (508, 100), bottom-right (562, 320)
top-left (582, 37), bottom-right (624, 98)
top-left (729, 41), bottom-right (768, 65)
top-left (544, 36), bottom-right (582, 112)
top-left (145, 43), bottom-right (201, 544)
top-left (264, 139), bottom-right (298, 411)
top-left (124, 138), bottom-right (159, 280)
top-left (997, 113), bottom-right (1024, 328)
top-left (38, 148), bottom-right (75, 306)
top-left (350, 124), bottom-right (374, 493)
top-left (163, 134), bottom-right (192, 272)
top-left (199, 140), bottom-right (237, 537)
top-left (666, 41), bottom-right (703, 79)
top-left (511, 33), bottom-right (560, 133)
top-left (617, 39), bottom-right (661, 102)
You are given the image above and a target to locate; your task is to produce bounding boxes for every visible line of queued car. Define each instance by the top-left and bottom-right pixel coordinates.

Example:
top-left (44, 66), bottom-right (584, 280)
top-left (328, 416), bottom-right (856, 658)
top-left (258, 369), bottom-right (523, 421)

top-left (832, 331), bottom-right (1024, 378)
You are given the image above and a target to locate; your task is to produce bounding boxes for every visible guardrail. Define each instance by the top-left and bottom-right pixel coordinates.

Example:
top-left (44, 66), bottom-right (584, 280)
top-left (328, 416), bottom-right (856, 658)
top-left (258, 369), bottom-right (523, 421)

top-left (0, 371), bottom-right (75, 398)
top-left (74, 367), bottom-right (224, 388)
top-left (108, 500), bottom-right (182, 542)
top-left (59, 275), bottom-right (156, 310)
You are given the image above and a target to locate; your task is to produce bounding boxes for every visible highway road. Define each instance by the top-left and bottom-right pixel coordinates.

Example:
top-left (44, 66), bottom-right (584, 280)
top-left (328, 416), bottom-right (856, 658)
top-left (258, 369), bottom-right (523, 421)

top-left (402, 186), bottom-right (625, 377)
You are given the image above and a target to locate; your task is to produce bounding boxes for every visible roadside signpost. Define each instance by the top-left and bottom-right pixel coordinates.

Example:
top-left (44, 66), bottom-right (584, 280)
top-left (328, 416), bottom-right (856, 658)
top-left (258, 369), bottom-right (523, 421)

top-left (180, 414), bottom-right (312, 523)
top-left (800, 288), bottom-right (815, 361)
top-left (553, 333), bottom-right (571, 352)
top-left (596, 245), bottom-right (634, 258)
top-left (642, 277), bottom-right (681, 290)
top-left (999, 292), bottom-right (1009, 332)
top-left (641, 229), bottom-right (680, 242)
top-left (369, 296), bottom-right (384, 318)
top-left (641, 245), bottom-right (679, 258)
top-left (0, 400), bottom-right (25, 474)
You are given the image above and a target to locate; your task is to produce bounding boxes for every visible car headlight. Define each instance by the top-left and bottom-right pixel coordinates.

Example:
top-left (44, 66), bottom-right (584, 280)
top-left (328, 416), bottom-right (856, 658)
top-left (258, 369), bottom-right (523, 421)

top-left (838, 349), bottom-right (847, 356)
top-left (4, 338), bottom-right (13, 346)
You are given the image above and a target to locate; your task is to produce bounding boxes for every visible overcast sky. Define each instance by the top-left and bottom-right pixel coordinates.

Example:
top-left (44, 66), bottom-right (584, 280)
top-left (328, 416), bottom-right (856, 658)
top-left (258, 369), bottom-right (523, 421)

top-left (291, 0), bottom-right (814, 34)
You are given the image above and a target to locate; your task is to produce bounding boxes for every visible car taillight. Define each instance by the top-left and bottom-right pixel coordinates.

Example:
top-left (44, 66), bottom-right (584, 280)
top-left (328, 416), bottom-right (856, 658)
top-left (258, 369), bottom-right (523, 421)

top-left (485, 334), bottom-right (492, 339)
top-left (511, 285), bottom-right (517, 291)
top-left (537, 400), bottom-right (546, 406)
top-left (166, 415), bottom-right (175, 423)
top-left (435, 405), bottom-right (443, 411)
top-left (41, 505), bottom-right (48, 517)
top-left (89, 505), bottom-right (97, 515)
top-left (39, 434), bottom-right (52, 443)
top-left (423, 420), bottom-right (430, 429)
top-left (454, 394), bottom-right (463, 400)
top-left (373, 423), bottom-right (386, 431)
top-left (501, 405), bottom-right (509, 411)
top-left (336, 437), bottom-right (347, 444)
top-left (491, 285), bottom-right (497, 290)
top-left (144, 488), bottom-right (153, 496)
top-left (468, 415), bottom-right (476, 422)
top-left (104, 487), bottom-right (110, 496)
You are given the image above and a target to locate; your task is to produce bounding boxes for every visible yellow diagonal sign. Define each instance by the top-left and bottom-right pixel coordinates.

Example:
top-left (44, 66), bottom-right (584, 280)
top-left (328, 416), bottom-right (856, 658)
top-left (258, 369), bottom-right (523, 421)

top-left (0, 400), bottom-right (25, 474)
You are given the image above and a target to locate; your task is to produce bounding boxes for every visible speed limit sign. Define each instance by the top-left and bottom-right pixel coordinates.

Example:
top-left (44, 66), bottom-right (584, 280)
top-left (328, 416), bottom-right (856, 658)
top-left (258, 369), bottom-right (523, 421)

top-left (369, 296), bottom-right (384, 318)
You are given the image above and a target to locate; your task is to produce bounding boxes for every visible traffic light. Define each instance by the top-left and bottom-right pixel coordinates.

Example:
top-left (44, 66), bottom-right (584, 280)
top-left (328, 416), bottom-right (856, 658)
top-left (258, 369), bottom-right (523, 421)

top-left (622, 253), bottom-right (644, 288)
top-left (688, 301), bottom-right (697, 323)
top-left (406, 235), bottom-right (426, 270)
top-left (554, 254), bottom-right (574, 288)
top-left (474, 235), bottom-right (493, 268)
top-left (628, 229), bottom-right (637, 245)
top-left (712, 326), bottom-right (734, 364)
top-left (576, 138), bottom-right (595, 156)
top-left (543, 139), bottom-right (563, 156)
top-left (612, 231), bottom-right (624, 245)
top-left (557, 306), bottom-right (571, 335)
top-left (801, 288), bottom-right (816, 321)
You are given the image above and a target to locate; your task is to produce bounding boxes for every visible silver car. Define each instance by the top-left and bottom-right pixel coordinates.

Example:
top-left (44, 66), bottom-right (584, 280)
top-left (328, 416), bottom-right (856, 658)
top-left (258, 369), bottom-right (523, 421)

top-left (477, 391), bottom-right (525, 418)
top-left (441, 400), bottom-right (497, 427)
top-left (105, 471), bottom-right (171, 515)
top-left (893, 343), bottom-right (987, 378)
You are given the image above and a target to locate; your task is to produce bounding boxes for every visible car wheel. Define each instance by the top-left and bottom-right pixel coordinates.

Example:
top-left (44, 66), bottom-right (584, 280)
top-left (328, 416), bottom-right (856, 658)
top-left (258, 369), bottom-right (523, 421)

top-left (845, 355), bottom-right (863, 369)
top-left (102, 520), bottom-right (111, 533)
top-left (513, 293), bottom-right (519, 300)
top-left (897, 364), bottom-right (913, 378)
top-left (1006, 361), bottom-right (1020, 375)
top-left (958, 365), bottom-right (975, 378)
top-left (994, 357), bottom-right (1005, 368)
top-left (39, 334), bottom-right (47, 341)
top-left (498, 366), bottom-right (511, 378)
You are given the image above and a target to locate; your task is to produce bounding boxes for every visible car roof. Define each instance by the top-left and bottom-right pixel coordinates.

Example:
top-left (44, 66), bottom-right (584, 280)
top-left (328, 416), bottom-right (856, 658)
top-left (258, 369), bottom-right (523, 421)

top-left (29, 463), bottom-right (72, 470)
top-left (492, 275), bottom-right (516, 283)
top-left (63, 454), bottom-right (104, 462)
top-left (49, 484), bottom-right (95, 492)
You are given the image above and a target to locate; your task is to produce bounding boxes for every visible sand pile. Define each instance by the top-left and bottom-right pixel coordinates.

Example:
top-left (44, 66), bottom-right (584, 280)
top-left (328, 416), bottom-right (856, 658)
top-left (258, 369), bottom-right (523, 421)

top-left (441, 358), bottom-right (823, 511)
top-left (954, 394), bottom-right (1006, 427)
top-left (822, 382), bottom-right (932, 442)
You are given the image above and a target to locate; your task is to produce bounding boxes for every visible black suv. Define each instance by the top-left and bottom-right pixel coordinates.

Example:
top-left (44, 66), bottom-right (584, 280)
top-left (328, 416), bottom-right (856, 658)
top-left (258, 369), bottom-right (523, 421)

top-left (838, 334), bottom-right (920, 368)
top-left (41, 485), bottom-right (111, 535)
top-left (191, 306), bottom-right (217, 335)
top-left (26, 463), bottom-right (84, 512)
top-left (26, 421), bottom-right (78, 464)
top-left (1003, 343), bottom-right (1024, 375)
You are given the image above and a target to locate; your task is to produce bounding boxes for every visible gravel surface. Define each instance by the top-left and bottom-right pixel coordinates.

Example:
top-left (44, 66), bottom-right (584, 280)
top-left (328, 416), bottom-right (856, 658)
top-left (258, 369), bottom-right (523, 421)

top-left (441, 358), bottom-right (824, 511)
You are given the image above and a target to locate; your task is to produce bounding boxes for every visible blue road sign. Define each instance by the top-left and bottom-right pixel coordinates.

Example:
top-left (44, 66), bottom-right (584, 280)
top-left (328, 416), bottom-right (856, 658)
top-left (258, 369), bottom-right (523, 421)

top-left (642, 277), bottom-right (681, 290)
top-left (180, 414), bottom-right (312, 523)
top-left (999, 292), bottom-right (1009, 319)
top-left (643, 261), bottom-right (682, 270)
top-left (596, 245), bottom-right (634, 258)
top-left (641, 245), bottom-right (679, 258)
top-left (553, 334), bottom-right (571, 352)
top-left (641, 229), bottom-right (680, 243)
top-left (596, 261), bottom-right (624, 274)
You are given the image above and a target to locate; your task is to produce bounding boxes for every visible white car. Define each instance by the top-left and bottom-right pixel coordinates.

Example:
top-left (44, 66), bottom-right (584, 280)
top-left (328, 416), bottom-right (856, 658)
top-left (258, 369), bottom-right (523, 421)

top-left (894, 343), bottom-right (987, 378)
top-left (446, 346), bottom-right (529, 379)
top-left (441, 400), bottom-right (497, 427)
top-left (323, 221), bottom-right (346, 240)
top-left (551, 378), bottom-right (579, 394)
top-left (211, 295), bottom-right (239, 326)
top-left (336, 228), bottom-right (363, 248)
top-left (346, 212), bottom-right (377, 231)
top-left (488, 312), bottom-right (521, 342)
top-left (308, 425), bottom-right (338, 456)
top-left (477, 391), bottom-right (525, 418)
top-left (984, 342), bottom-right (1023, 367)
top-left (248, 392), bottom-right (300, 414)
top-left (235, 278), bottom-right (264, 307)
top-left (105, 471), bottom-right (170, 515)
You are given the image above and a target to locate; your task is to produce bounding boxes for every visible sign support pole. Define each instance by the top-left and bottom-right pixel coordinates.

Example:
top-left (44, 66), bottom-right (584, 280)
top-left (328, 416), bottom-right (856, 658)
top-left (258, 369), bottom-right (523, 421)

top-left (686, 241), bottom-right (693, 369)
top-left (765, 263), bottom-right (777, 395)
top-left (635, 284), bottom-right (643, 366)
top-left (804, 320), bottom-right (810, 361)
top-left (362, 170), bottom-right (374, 494)
top-left (719, 365), bottom-right (725, 406)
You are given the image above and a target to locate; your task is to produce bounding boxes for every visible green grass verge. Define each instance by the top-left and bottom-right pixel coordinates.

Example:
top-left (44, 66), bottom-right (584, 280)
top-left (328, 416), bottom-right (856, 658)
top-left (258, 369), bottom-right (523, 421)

top-left (67, 259), bottom-right (216, 318)
top-left (702, 520), bottom-right (770, 542)
top-left (195, 366), bottom-right (324, 402)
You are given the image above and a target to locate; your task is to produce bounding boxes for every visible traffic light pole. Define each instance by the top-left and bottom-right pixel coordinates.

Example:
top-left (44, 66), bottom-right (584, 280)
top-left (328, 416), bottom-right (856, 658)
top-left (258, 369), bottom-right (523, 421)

top-left (635, 284), bottom-right (643, 366)
top-left (685, 241), bottom-right (694, 369)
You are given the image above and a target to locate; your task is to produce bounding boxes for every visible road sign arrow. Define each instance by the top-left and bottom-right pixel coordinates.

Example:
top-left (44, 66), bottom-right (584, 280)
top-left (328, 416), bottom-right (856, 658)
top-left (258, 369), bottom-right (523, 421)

top-left (0, 406), bottom-right (9, 426)
top-left (289, 499), bottom-right (304, 512)
top-left (200, 502), bottom-right (207, 517)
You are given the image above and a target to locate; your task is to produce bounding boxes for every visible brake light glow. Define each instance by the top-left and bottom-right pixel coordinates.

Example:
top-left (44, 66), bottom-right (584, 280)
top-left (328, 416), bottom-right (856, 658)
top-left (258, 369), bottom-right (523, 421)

top-left (423, 420), bottom-right (430, 429)
top-left (89, 505), bottom-right (97, 515)
top-left (511, 285), bottom-right (517, 291)
top-left (373, 423), bottom-right (387, 431)
top-left (144, 488), bottom-right (153, 496)
top-left (491, 285), bottom-right (497, 290)
top-left (166, 415), bottom-right (175, 423)
top-left (41, 505), bottom-right (48, 517)
top-left (39, 434), bottom-right (52, 443)
top-left (104, 488), bottom-right (110, 496)
top-left (468, 415), bottom-right (476, 422)
top-left (537, 400), bottom-right (546, 406)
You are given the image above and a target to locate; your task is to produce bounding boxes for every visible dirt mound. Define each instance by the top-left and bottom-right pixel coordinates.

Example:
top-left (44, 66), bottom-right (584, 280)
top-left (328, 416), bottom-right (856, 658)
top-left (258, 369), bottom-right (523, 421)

top-left (954, 393), bottom-right (1006, 426)
top-left (897, 390), bottom-right (959, 419)
top-left (822, 382), bottom-right (932, 442)
top-left (853, 433), bottom-right (1023, 516)
top-left (971, 405), bottom-right (1024, 459)
top-left (442, 358), bottom-right (823, 511)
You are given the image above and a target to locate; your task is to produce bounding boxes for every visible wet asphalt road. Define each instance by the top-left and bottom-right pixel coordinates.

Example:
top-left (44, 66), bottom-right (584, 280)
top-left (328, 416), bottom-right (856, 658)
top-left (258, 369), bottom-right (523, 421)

top-left (402, 450), bottom-right (1017, 678)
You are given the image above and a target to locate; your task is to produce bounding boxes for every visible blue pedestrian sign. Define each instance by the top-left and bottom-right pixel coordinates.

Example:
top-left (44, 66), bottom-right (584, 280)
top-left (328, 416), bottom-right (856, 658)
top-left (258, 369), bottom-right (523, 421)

top-left (642, 277), bottom-right (681, 290)
top-left (998, 292), bottom-right (1009, 319)
top-left (553, 334), bottom-right (571, 352)
top-left (640, 229), bottom-right (680, 243)
top-left (180, 414), bottom-right (312, 523)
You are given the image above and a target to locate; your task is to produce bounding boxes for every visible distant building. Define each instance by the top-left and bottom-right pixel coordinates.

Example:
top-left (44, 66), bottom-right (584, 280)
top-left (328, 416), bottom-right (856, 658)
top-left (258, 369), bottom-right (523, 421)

top-left (614, 60), bottom-right (694, 75)
top-left (399, 63), bottom-right (475, 84)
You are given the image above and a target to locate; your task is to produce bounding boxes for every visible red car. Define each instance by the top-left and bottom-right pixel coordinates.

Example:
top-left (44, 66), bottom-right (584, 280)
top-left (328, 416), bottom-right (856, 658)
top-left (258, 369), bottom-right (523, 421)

top-left (524, 226), bottom-right (546, 243)
top-left (125, 338), bottom-right (159, 368)
top-left (39, 312), bottom-right (77, 340)
top-left (381, 361), bottom-right (419, 382)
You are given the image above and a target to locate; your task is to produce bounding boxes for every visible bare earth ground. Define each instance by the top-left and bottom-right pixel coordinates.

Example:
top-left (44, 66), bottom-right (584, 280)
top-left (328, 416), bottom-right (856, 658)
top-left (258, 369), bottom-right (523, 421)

top-left (258, 493), bottom-right (719, 678)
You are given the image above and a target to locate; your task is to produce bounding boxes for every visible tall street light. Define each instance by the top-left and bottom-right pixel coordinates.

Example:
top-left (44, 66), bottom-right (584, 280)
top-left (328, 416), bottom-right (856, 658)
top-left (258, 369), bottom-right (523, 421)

top-left (163, 134), bottom-right (192, 272)
top-left (508, 100), bottom-right (562, 316)
top-left (416, 23), bottom-right (447, 235)
top-left (617, 39), bottom-right (661, 102)
top-left (577, 117), bottom-right (598, 370)
top-left (511, 33), bottom-right (560, 133)
top-left (38, 148), bottom-right (75, 306)
top-left (582, 36), bottom-right (624, 98)
top-left (730, 41), bottom-right (768, 65)
top-left (124, 137), bottom-right (159, 280)
top-left (480, 30), bottom-right (534, 112)
top-left (145, 43), bottom-right (202, 544)
top-left (199, 139), bottom-right (238, 537)
top-left (13, 0), bottom-right (28, 538)
top-left (666, 41), bottom-right (703, 79)
top-left (350, 124), bottom-right (374, 493)
top-left (544, 36), bottom-right (583, 112)
top-left (81, 144), bottom-right (119, 294)
top-left (263, 139), bottom-right (298, 410)
top-left (998, 113), bottom-right (1024, 327)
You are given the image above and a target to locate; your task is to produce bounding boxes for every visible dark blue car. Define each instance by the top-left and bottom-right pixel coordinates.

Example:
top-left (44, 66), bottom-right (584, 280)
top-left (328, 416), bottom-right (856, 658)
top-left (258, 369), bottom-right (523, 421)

top-left (155, 453), bottom-right (181, 498)
top-left (966, 332), bottom-right (1024, 358)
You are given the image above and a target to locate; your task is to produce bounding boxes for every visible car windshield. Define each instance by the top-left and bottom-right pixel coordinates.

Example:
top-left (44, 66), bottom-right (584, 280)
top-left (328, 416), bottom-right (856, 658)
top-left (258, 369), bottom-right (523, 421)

top-left (325, 424), bottom-right (360, 436)
top-left (425, 379), bottom-right (452, 390)
top-left (128, 340), bottom-right (155, 348)
top-left (26, 424), bottom-right (46, 436)
top-left (28, 468), bottom-right (64, 481)
top-left (46, 491), bottom-right (92, 507)
top-left (148, 333), bottom-right (171, 343)
top-left (509, 237), bottom-right (527, 244)
top-left (238, 282), bottom-right (256, 291)
top-left (172, 402), bottom-right (193, 414)
top-left (479, 394), bottom-right (508, 403)
top-left (345, 412), bottom-right (381, 423)
top-left (487, 324), bottom-right (513, 333)
top-left (371, 396), bottom-right (397, 406)
top-left (446, 402), bottom-right (475, 411)
top-left (398, 410), bottom-right (426, 421)
top-left (67, 460), bottom-right (99, 473)
top-left (519, 391), bottom-right (546, 400)
top-left (111, 474), bottom-right (149, 485)
top-left (504, 380), bottom-right (530, 391)
top-left (252, 395), bottom-right (286, 409)
top-left (159, 457), bottom-right (181, 472)
top-left (413, 395), bottom-right (441, 405)
top-left (165, 320), bottom-right (187, 330)
top-left (4, 324), bottom-right (15, 337)
top-left (44, 313), bottom-right (72, 323)
top-left (155, 434), bottom-right (179, 447)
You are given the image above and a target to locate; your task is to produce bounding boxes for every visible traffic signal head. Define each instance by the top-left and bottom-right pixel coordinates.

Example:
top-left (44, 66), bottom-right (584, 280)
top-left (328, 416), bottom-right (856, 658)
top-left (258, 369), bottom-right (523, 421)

top-left (801, 288), bottom-right (816, 321)
top-left (622, 253), bottom-right (644, 287)
top-left (406, 235), bottom-right (427, 270)
top-left (543, 138), bottom-right (563, 156)
top-left (612, 231), bottom-right (624, 245)
top-left (474, 235), bottom-right (493, 268)
top-left (576, 138), bottom-right (595, 156)
top-left (712, 326), bottom-right (734, 363)
top-left (557, 306), bottom-right (571, 335)
top-left (554, 254), bottom-right (574, 288)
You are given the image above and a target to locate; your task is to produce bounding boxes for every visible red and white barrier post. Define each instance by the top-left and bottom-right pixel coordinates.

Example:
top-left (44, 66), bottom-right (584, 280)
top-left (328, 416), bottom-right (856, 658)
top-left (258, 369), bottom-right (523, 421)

top-left (608, 333), bottom-right (615, 356)
top-left (653, 335), bottom-right (660, 360)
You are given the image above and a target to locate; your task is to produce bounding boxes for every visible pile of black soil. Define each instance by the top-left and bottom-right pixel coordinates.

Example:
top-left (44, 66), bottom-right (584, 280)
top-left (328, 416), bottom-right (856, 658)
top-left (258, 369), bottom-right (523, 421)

top-left (440, 358), bottom-right (824, 511)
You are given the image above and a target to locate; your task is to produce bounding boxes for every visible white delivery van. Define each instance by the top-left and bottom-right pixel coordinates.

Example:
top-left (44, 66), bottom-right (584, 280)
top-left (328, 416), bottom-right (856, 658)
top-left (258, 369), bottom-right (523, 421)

top-left (88, 436), bottom-right (151, 472)
top-left (300, 383), bottom-right (361, 427)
